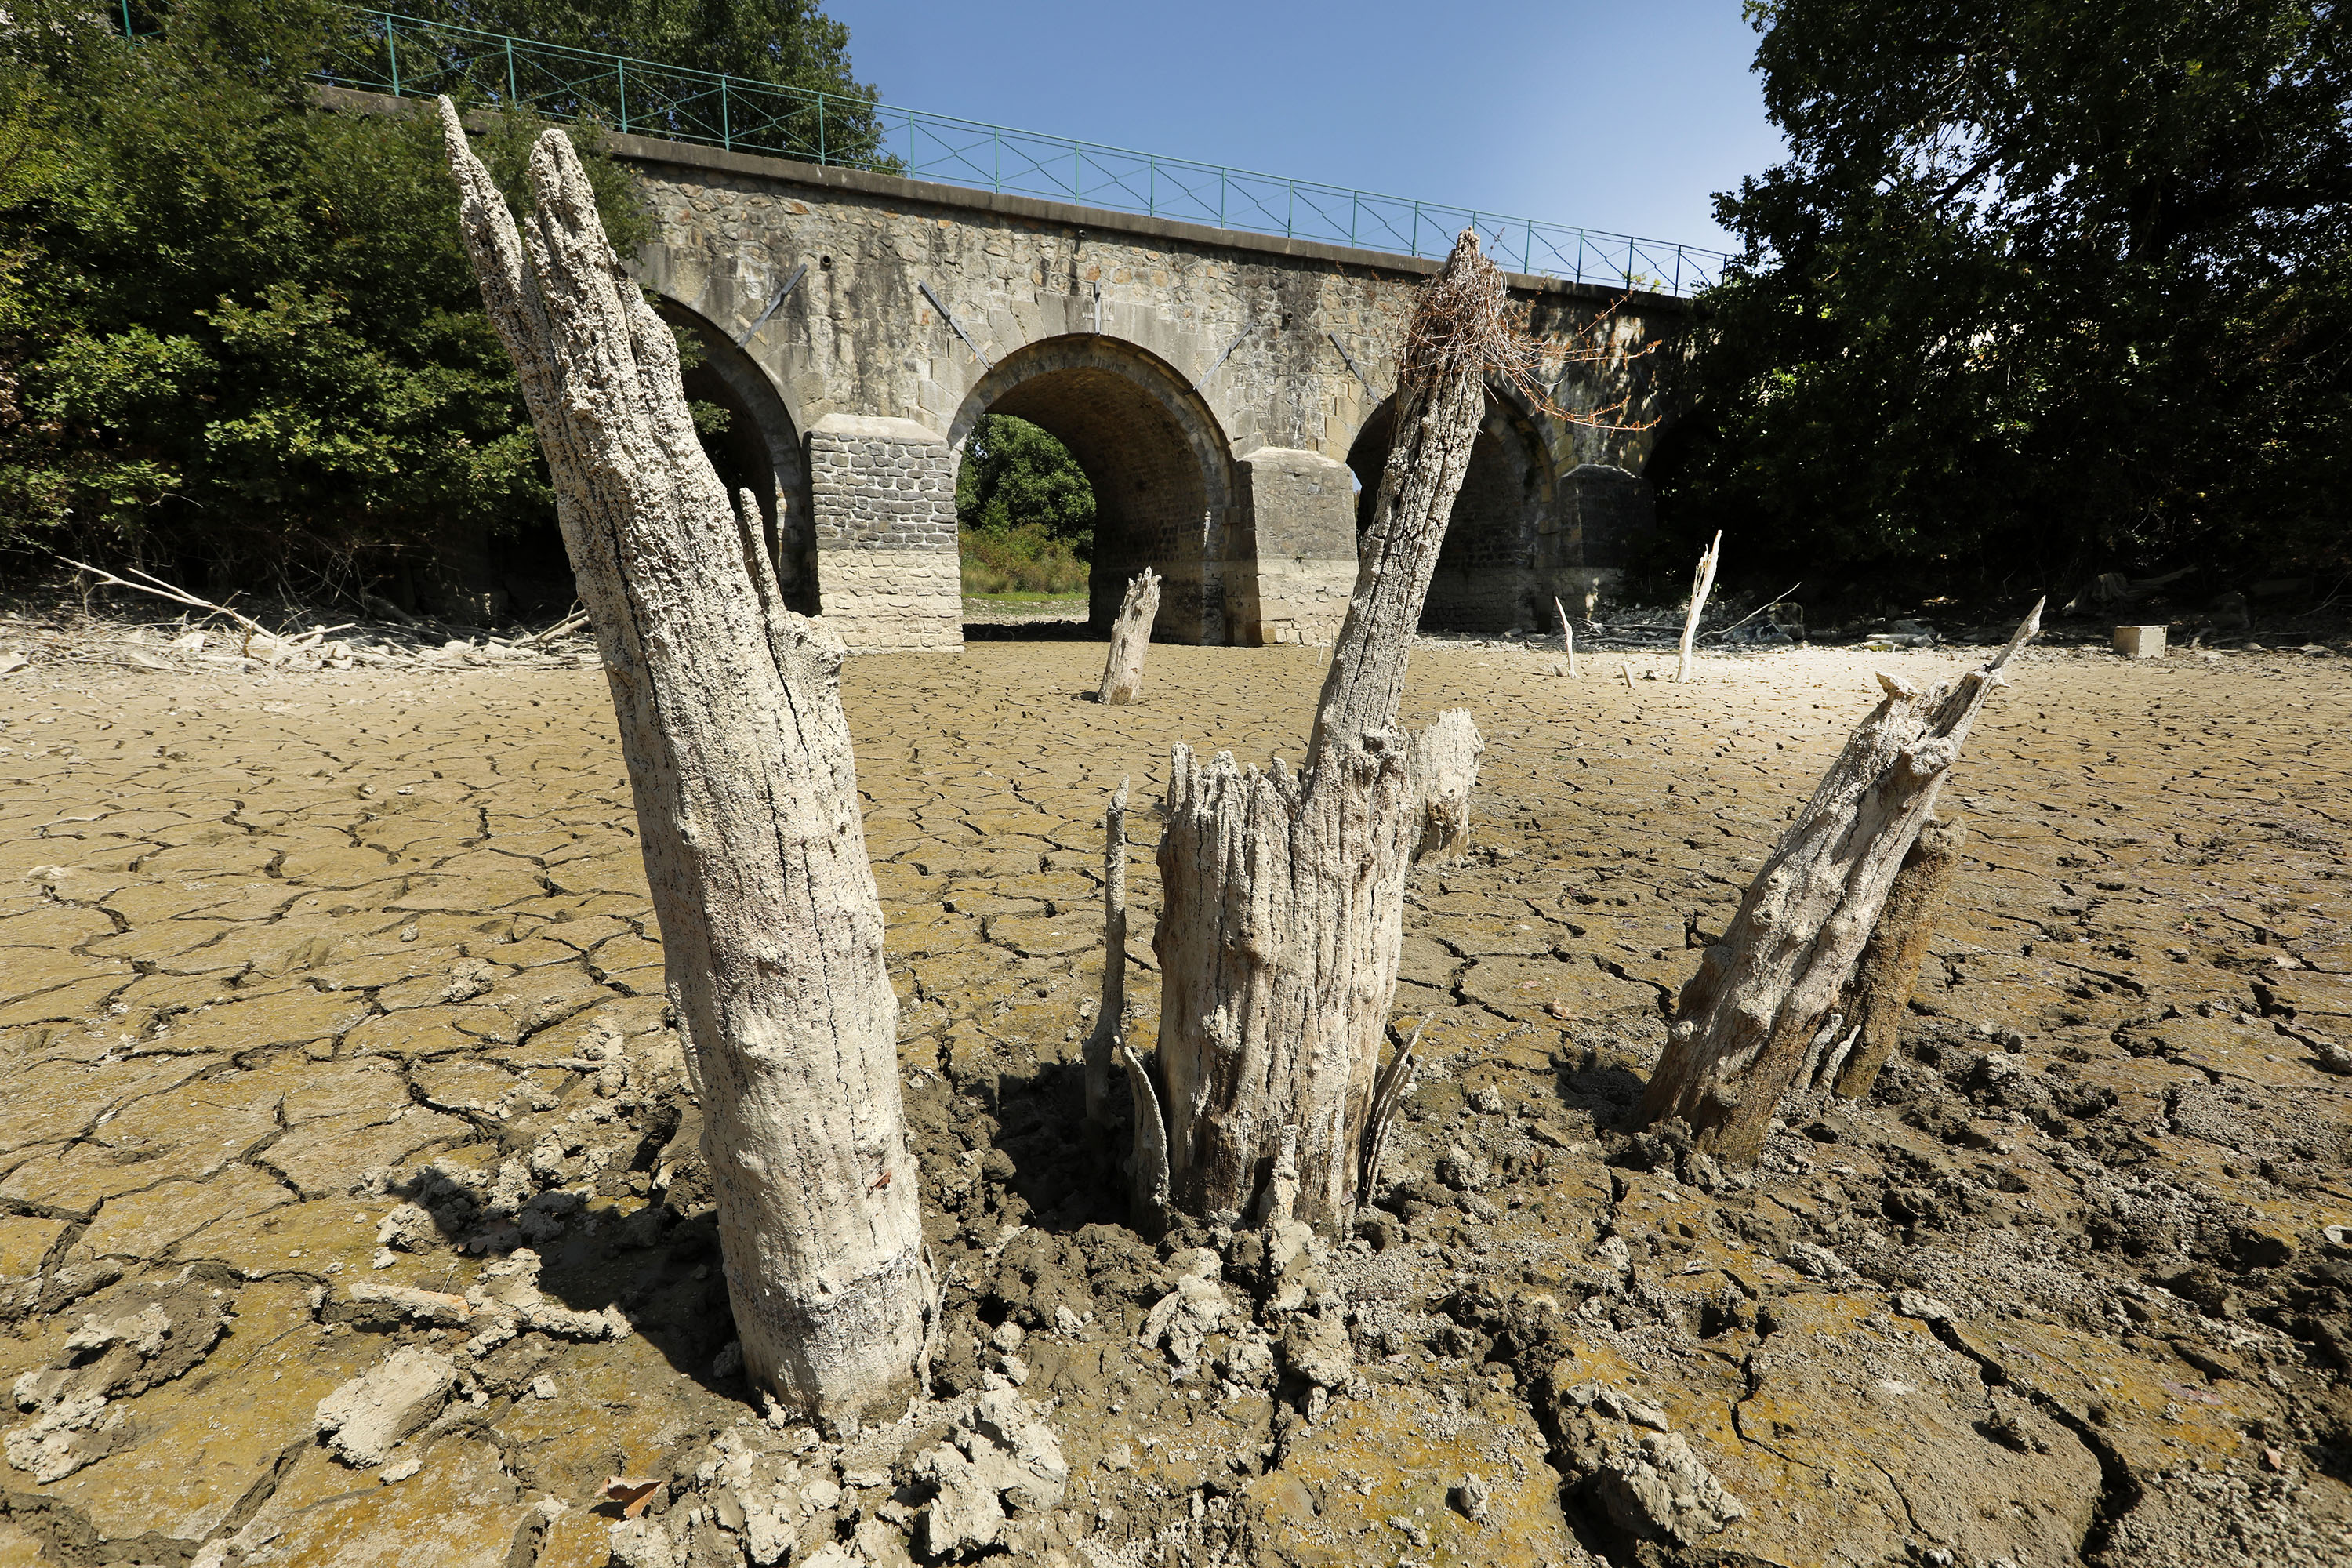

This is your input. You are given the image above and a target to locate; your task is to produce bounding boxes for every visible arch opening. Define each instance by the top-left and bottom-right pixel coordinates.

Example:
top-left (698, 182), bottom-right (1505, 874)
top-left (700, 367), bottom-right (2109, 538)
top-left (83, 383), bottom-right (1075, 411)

top-left (949, 338), bottom-right (1233, 644)
top-left (656, 299), bottom-right (815, 612)
top-left (1345, 390), bottom-right (1554, 633)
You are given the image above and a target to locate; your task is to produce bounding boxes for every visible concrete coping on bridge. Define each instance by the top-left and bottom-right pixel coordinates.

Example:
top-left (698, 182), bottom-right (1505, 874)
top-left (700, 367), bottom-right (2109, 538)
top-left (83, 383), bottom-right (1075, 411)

top-left (318, 85), bottom-right (1691, 311)
top-left (810, 412), bottom-right (945, 444)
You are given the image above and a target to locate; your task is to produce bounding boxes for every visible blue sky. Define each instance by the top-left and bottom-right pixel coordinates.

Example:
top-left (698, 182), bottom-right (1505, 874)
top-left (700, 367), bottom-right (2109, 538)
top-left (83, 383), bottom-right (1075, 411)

top-left (823, 1), bottom-right (1785, 256)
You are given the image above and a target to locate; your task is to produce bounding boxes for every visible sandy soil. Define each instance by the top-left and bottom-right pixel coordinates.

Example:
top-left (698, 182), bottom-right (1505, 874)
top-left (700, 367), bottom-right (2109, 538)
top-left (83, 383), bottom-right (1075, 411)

top-left (0, 634), bottom-right (2348, 1568)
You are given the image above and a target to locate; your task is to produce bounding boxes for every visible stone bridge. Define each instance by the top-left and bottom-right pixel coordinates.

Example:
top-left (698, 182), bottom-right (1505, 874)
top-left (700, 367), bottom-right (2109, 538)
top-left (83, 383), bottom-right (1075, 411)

top-left (610, 126), bottom-right (1687, 651)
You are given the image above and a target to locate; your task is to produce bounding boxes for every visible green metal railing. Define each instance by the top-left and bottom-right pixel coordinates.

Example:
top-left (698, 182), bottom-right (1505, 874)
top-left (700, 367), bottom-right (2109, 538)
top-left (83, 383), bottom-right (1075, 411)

top-left (151, 5), bottom-right (1734, 295)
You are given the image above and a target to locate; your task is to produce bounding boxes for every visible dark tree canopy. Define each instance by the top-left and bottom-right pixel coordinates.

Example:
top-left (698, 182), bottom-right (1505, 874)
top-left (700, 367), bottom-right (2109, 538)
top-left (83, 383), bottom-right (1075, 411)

top-left (1664, 0), bottom-right (2351, 594)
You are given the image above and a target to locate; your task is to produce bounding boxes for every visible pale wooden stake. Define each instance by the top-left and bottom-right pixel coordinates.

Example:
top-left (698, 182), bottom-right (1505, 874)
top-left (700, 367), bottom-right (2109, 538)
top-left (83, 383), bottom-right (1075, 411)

top-left (1675, 531), bottom-right (1722, 683)
top-left (1555, 596), bottom-right (1577, 677)
top-left (1638, 604), bottom-right (2041, 1162)
top-left (1152, 232), bottom-right (1498, 1229)
top-left (1082, 779), bottom-right (1129, 1129)
top-left (1410, 709), bottom-right (1484, 865)
top-left (1096, 568), bottom-right (1162, 704)
top-left (438, 102), bottom-right (928, 1425)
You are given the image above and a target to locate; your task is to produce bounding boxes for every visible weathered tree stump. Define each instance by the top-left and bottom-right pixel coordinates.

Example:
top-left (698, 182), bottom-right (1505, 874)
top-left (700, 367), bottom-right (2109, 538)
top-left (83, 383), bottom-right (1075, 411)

top-left (1676, 532), bottom-right (1722, 684)
top-left (439, 103), bottom-right (929, 1425)
top-left (1096, 568), bottom-right (1161, 704)
top-left (1150, 232), bottom-right (1501, 1229)
top-left (1411, 708), bottom-right (1484, 865)
top-left (1814, 816), bottom-right (1968, 1098)
top-left (1637, 605), bottom-right (2040, 1162)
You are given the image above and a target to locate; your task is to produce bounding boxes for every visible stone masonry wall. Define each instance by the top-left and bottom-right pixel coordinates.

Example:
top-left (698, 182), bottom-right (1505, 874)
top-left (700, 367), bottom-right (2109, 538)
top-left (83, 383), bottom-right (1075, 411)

top-left (612, 130), bottom-right (1689, 645)
top-left (808, 414), bottom-right (961, 653)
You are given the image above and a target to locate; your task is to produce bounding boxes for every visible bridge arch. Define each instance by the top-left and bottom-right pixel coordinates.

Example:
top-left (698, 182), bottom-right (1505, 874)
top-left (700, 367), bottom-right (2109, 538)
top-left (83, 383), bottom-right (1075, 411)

top-left (948, 335), bottom-right (1236, 643)
top-left (647, 297), bottom-right (818, 614)
top-left (1344, 382), bottom-right (1559, 633)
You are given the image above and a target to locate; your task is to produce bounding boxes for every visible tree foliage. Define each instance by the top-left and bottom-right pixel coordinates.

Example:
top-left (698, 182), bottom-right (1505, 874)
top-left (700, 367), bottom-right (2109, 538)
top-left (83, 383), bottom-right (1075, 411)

top-left (956, 414), bottom-right (1094, 548)
top-left (953, 415), bottom-right (1093, 597)
top-left (1666, 0), bottom-right (2351, 591)
top-left (403, 0), bottom-right (895, 169)
top-left (0, 0), bottom-right (867, 604)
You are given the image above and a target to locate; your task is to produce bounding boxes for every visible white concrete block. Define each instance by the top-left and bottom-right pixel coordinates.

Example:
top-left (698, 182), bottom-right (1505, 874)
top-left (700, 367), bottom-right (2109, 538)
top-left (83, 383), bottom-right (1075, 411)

top-left (2113, 624), bottom-right (2167, 659)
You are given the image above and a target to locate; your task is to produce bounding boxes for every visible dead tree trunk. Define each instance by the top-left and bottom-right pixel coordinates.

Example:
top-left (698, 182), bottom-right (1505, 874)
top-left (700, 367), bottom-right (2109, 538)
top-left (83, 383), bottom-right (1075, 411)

top-left (1152, 232), bottom-right (1501, 1229)
top-left (1082, 781), bottom-right (1129, 1129)
top-left (1675, 532), bottom-right (1722, 684)
top-left (1816, 817), bottom-right (1967, 1098)
top-left (1096, 569), bottom-right (1161, 705)
top-left (1411, 709), bottom-right (1484, 865)
top-left (1638, 605), bottom-right (2040, 1162)
top-left (439, 104), bottom-right (928, 1425)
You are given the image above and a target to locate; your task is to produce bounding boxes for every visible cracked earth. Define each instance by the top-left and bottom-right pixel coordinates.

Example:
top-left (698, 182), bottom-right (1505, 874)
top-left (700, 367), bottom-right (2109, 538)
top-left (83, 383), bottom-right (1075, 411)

top-left (0, 635), bottom-right (2348, 1567)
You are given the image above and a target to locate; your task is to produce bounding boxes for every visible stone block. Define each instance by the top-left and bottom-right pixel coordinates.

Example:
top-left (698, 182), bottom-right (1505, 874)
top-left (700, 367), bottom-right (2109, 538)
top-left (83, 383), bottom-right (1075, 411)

top-left (1236, 447), bottom-right (1358, 646)
top-left (815, 547), bottom-right (962, 654)
top-left (2113, 624), bottom-right (2167, 659)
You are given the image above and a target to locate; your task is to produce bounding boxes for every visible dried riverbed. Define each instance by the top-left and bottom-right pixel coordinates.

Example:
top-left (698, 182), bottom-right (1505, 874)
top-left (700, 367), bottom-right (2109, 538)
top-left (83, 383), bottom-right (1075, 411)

top-left (0, 635), bottom-right (2348, 1566)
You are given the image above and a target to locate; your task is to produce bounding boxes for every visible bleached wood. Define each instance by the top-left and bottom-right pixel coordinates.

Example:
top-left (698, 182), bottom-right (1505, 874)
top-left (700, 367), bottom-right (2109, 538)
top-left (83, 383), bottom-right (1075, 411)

top-left (1410, 708), bottom-right (1484, 865)
top-left (1096, 569), bottom-right (1161, 704)
top-left (1638, 605), bottom-right (2041, 1162)
top-left (1154, 232), bottom-right (1495, 1229)
top-left (1675, 532), bottom-right (1722, 683)
top-left (1555, 597), bottom-right (1577, 677)
top-left (1083, 780), bottom-right (1129, 1130)
top-left (1820, 817), bottom-right (1967, 1098)
top-left (1122, 1040), bottom-right (1171, 1230)
top-left (437, 101), bottom-right (927, 1425)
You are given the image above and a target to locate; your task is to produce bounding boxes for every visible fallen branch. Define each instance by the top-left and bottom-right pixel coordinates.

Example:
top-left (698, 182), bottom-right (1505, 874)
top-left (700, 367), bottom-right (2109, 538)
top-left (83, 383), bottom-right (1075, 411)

top-left (55, 556), bottom-right (270, 638)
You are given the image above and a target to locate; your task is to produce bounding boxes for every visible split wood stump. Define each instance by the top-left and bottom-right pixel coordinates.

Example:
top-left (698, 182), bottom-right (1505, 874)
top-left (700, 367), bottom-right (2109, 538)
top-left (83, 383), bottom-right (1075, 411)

top-left (1096, 568), bottom-right (1161, 704)
top-left (1148, 231), bottom-right (1504, 1229)
top-left (440, 103), bottom-right (929, 1425)
top-left (1813, 816), bottom-right (1968, 1098)
top-left (1638, 604), bottom-right (2041, 1162)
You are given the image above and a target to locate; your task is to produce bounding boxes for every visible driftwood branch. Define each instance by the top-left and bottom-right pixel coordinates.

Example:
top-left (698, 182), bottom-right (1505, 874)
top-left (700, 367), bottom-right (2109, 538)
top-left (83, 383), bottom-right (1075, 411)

top-left (1638, 604), bottom-right (2041, 1162)
top-left (1356, 1022), bottom-right (1421, 1207)
top-left (1096, 569), bottom-right (1161, 705)
top-left (1122, 1040), bottom-right (1171, 1232)
top-left (1675, 532), bottom-right (1722, 683)
top-left (1555, 596), bottom-right (1577, 677)
top-left (55, 556), bottom-right (271, 638)
top-left (438, 100), bottom-right (928, 1425)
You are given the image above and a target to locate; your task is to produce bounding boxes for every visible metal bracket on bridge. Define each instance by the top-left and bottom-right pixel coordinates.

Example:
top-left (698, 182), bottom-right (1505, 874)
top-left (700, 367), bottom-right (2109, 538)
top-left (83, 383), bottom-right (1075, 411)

top-left (1327, 331), bottom-right (1384, 402)
top-left (734, 262), bottom-right (808, 347)
top-left (1191, 325), bottom-right (1253, 397)
top-left (918, 281), bottom-right (994, 370)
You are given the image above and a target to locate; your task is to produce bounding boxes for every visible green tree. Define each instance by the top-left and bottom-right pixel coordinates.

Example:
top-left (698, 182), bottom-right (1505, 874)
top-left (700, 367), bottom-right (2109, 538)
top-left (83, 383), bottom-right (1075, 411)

top-left (0, 0), bottom-right (666, 598)
top-left (954, 415), bottom-right (1093, 596)
top-left (1666, 0), bottom-right (2351, 593)
top-left (956, 415), bottom-right (1094, 546)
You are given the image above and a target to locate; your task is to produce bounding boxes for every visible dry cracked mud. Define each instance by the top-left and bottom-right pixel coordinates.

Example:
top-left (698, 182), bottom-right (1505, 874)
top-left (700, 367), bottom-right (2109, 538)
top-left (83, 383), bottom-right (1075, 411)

top-left (0, 633), bottom-right (2348, 1568)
